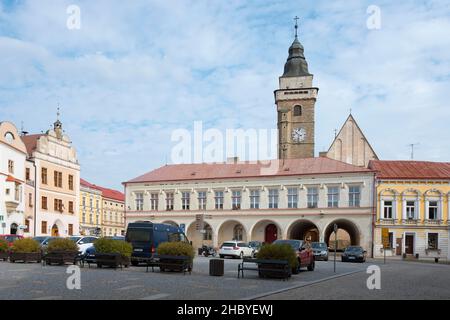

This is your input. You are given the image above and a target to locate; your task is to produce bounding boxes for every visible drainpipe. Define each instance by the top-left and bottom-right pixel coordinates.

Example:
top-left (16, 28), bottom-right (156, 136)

top-left (371, 172), bottom-right (377, 259)
top-left (33, 160), bottom-right (37, 237)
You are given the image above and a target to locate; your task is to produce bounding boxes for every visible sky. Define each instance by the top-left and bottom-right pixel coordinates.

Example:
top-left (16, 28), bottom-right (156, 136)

top-left (0, 0), bottom-right (449, 190)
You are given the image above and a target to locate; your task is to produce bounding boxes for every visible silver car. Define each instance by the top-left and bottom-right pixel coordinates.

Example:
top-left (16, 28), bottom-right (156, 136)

top-left (311, 242), bottom-right (329, 261)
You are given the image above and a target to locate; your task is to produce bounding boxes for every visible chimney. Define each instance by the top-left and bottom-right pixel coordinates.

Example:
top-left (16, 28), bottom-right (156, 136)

top-left (226, 156), bottom-right (239, 164)
top-left (319, 151), bottom-right (328, 158)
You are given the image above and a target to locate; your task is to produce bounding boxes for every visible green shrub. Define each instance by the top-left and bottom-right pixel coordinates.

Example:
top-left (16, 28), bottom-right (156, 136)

top-left (47, 238), bottom-right (79, 252)
top-left (0, 239), bottom-right (9, 252)
top-left (11, 238), bottom-right (40, 253)
top-left (94, 238), bottom-right (133, 257)
top-left (157, 242), bottom-right (195, 262)
top-left (256, 243), bottom-right (299, 269)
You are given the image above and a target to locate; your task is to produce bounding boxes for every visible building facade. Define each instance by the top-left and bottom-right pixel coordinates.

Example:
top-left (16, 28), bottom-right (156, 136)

top-left (0, 122), bottom-right (27, 235)
top-left (370, 161), bottom-right (450, 260)
top-left (21, 117), bottom-right (80, 237)
top-left (124, 158), bottom-right (376, 254)
top-left (96, 186), bottom-right (125, 236)
top-left (79, 179), bottom-right (102, 236)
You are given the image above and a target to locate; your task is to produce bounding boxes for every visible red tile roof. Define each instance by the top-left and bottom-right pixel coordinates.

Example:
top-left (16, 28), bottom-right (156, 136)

top-left (125, 157), bottom-right (373, 184)
top-left (21, 134), bottom-right (45, 156)
top-left (369, 160), bottom-right (450, 180)
top-left (80, 178), bottom-right (124, 202)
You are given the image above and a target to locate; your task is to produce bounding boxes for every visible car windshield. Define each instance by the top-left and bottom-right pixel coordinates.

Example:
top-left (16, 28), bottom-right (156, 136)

top-left (126, 229), bottom-right (152, 242)
top-left (312, 243), bottom-right (327, 249)
top-left (222, 242), bottom-right (236, 247)
top-left (273, 240), bottom-right (303, 250)
top-left (3, 236), bottom-right (19, 242)
top-left (68, 236), bottom-right (82, 242)
top-left (346, 246), bottom-right (363, 252)
top-left (248, 241), bottom-right (260, 247)
top-left (33, 237), bottom-right (47, 244)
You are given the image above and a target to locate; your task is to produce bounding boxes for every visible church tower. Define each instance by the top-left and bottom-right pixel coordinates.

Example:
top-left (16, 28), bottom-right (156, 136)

top-left (275, 18), bottom-right (318, 159)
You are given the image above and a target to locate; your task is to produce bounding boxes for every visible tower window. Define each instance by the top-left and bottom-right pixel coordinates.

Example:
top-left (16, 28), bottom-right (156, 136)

top-left (293, 105), bottom-right (302, 116)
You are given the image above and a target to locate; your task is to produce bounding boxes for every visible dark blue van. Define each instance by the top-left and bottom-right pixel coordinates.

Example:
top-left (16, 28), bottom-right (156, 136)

top-left (125, 221), bottom-right (189, 266)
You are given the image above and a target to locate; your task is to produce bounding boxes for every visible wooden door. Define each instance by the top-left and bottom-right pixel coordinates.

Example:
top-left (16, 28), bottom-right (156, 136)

top-left (396, 238), bottom-right (402, 255)
top-left (264, 224), bottom-right (278, 243)
top-left (405, 235), bottom-right (414, 254)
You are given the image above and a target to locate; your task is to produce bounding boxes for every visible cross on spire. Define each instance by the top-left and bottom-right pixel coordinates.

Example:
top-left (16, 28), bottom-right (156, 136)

top-left (294, 16), bottom-right (299, 39)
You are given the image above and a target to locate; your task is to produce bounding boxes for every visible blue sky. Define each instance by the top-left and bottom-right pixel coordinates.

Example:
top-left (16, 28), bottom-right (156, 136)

top-left (1, 0), bottom-right (449, 190)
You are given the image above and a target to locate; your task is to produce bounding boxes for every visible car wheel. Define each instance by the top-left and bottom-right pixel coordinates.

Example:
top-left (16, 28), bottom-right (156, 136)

top-left (219, 255), bottom-right (224, 259)
top-left (97, 263), bottom-right (102, 268)
top-left (307, 260), bottom-right (315, 271)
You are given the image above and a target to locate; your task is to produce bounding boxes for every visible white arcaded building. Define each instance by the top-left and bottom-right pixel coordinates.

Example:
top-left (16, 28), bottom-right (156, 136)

top-left (124, 158), bottom-right (376, 255)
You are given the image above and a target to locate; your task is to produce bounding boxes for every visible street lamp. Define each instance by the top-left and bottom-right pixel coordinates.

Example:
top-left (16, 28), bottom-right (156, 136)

top-left (333, 223), bottom-right (338, 273)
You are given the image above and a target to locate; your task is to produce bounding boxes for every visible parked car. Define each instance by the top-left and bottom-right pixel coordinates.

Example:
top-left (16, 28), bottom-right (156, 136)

top-left (84, 236), bottom-right (125, 264)
top-left (219, 241), bottom-right (254, 259)
top-left (125, 221), bottom-right (189, 266)
top-left (311, 242), bottom-right (329, 261)
top-left (248, 241), bottom-right (263, 255)
top-left (68, 236), bottom-right (98, 255)
top-left (273, 239), bottom-right (315, 273)
top-left (341, 246), bottom-right (367, 263)
top-left (32, 236), bottom-right (60, 252)
top-left (0, 234), bottom-right (23, 247)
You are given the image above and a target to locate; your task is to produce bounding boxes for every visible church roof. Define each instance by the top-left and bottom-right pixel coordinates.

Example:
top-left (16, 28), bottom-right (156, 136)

top-left (282, 37), bottom-right (312, 77)
top-left (124, 157), bottom-right (373, 184)
top-left (369, 160), bottom-right (450, 180)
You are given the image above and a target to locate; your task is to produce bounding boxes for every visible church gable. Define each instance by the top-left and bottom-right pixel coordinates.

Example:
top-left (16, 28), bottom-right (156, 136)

top-left (325, 114), bottom-right (378, 168)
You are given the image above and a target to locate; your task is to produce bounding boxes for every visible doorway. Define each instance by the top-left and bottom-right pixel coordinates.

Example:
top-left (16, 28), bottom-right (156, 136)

top-left (405, 234), bottom-right (414, 254)
top-left (51, 224), bottom-right (59, 237)
top-left (10, 223), bottom-right (18, 235)
top-left (265, 224), bottom-right (278, 243)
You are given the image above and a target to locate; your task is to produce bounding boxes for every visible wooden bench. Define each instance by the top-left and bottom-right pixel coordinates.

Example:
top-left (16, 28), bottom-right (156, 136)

top-left (238, 258), bottom-right (290, 280)
top-left (146, 255), bottom-right (192, 275)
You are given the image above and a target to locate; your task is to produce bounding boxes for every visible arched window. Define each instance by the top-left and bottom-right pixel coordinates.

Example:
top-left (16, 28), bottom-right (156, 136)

top-left (233, 224), bottom-right (244, 241)
top-left (293, 105), bottom-right (302, 116)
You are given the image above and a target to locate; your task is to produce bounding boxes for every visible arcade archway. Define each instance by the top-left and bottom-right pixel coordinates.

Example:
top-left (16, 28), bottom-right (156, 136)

top-left (324, 219), bottom-right (360, 250)
top-left (287, 219), bottom-right (320, 242)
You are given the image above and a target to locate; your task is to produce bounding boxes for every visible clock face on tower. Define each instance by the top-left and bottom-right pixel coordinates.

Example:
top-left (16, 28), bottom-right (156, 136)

top-left (292, 127), bottom-right (306, 143)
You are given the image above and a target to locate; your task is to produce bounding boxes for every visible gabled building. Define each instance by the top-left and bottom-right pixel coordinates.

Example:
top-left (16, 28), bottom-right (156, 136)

top-left (80, 178), bottom-right (102, 236)
top-left (369, 160), bottom-right (450, 260)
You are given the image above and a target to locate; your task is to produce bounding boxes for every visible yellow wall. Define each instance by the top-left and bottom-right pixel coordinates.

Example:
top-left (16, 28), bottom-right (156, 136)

top-left (101, 198), bottom-right (125, 236)
top-left (79, 188), bottom-right (102, 234)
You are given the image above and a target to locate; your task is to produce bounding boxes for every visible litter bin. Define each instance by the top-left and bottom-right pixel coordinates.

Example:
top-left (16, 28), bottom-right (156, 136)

top-left (209, 259), bottom-right (224, 276)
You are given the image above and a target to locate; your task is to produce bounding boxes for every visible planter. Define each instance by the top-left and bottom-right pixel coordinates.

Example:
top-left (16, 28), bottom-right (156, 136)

top-left (45, 251), bottom-right (79, 265)
top-left (257, 263), bottom-right (291, 279)
top-left (10, 252), bottom-right (41, 263)
top-left (158, 255), bottom-right (192, 273)
top-left (95, 253), bottom-right (130, 269)
top-left (0, 251), bottom-right (10, 261)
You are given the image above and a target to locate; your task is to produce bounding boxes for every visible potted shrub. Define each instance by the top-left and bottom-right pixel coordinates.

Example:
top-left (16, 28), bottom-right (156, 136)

top-left (156, 242), bottom-right (195, 273)
top-left (0, 239), bottom-right (10, 261)
top-left (44, 238), bottom-right (79, 265)
top-left (9, 238), bottom-right (41, 263)
top-left (256, 243), bottom-right (298, 278)
top-left (94, 238), bottom-right (132, 268)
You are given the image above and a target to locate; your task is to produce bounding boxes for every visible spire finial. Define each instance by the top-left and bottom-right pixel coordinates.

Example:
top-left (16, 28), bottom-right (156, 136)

top-left (57, 103), bottom-right (61, 121)
top-left (294, 16), bottom-right (299, 39)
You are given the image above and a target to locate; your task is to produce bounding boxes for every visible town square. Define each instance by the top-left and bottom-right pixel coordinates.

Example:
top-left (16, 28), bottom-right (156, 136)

top-left (0, 0), bottom-right (449, 307)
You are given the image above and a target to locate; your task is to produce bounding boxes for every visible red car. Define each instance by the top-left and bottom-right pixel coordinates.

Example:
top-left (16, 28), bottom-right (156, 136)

top-left (0, 235), bottom-right (24, 247)
top-left (273, 239), bottom-right (315, 274)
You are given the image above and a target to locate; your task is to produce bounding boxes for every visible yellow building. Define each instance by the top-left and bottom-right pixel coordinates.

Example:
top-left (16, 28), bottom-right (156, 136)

top-left (369, 161), bottom-right (450, 261)
top-left (79, 179), bottom-right (102, 236)
top-left (97, 186), bottom-right (125, 236)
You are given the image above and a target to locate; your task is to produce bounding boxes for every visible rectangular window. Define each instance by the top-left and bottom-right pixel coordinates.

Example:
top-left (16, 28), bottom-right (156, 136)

top-left (181, 192), bottom-right (190, 210)
top-left (41, 168), bottom-right (48, 185)
top-left (41, 221), bottom-right (47, 234)
top-left (68, 201), bottom-right (74, 213)
top-left (135, 193), bottom-right (144, 211)
top-left (406, 201), bottom-right (415, 219)
top-left (215, 191), bottom-right (224, 210)
top-left (307, 187), bottom-right (318, 208)
top-left (68, 175), bottom-right (74, 190)
top-left (327, 186), bottom-right (339, 208)
top-left (26, 168), bottom-right (30, 180)
top-left (349, 186), bottom-right (361, 207)
top-left (54, 199), bottom-right (63, 212)
top-left (25, 219), bottom-right (30, 233)
top-left (428, 233), bottom-right (438, 249)
top-left (198, 191), bottom-right (207, 210)
top-left (28, 193), bottom-right (33, 207)
top-left (268, 189), bottom-right (279, 209)
top-left (287, 188), bottom-right (298, 209)
top-left (68, 224), bottom-right (73, 236)
top-left (166, 192), bottom-right (174, 211)
top-left (41, 196), bottom-right (48, 210)
top-left (428, 201), bottom-right (438, 220)
top-left (150, 193), bottom-right (159, 211)
top-left (250, 190), bottom-right (260, 209)
top-left (383, 201), bottom-right (393, 219)
top-left (53, 171), bottom-right (62, 188)
top-left (232, 190), bottom-right (241, 210)
top-left (8, 160), bottom-right (14, 174)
